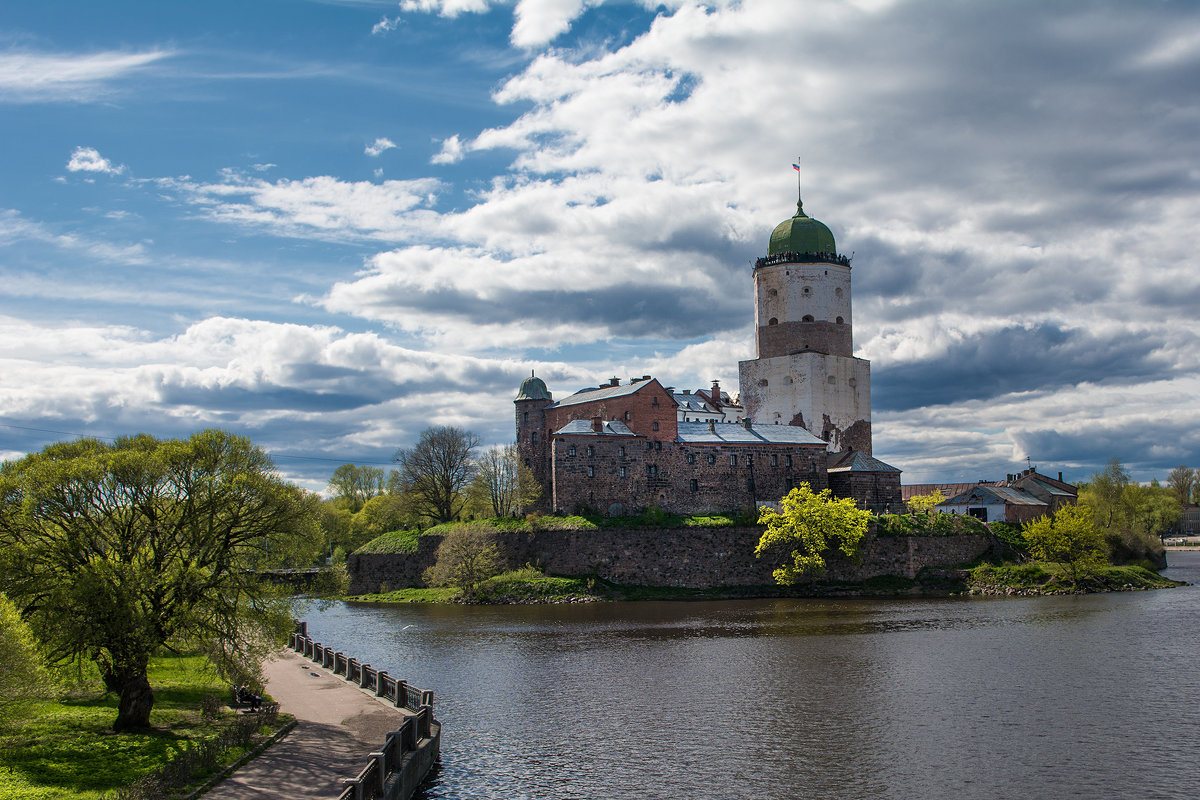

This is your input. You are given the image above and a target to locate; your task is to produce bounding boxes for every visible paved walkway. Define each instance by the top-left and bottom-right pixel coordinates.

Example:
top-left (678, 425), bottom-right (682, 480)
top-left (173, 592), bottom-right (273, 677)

top-left (203, 649), bottom-right (412, 799)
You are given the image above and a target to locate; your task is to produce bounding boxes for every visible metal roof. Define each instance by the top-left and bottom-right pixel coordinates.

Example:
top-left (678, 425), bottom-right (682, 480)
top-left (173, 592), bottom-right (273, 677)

top-left (553, 419), bottom-right (641, 437)
top-left (548, 379), bottom-right (674, 409)
top-left (827, 451), bottom-right (902, 473)
top-left (940, 485), bottom-right (1047, 507)
top-left (675, 421), bottom-right (826, 446)
top-left (673, 393), bottom-right (717, 413)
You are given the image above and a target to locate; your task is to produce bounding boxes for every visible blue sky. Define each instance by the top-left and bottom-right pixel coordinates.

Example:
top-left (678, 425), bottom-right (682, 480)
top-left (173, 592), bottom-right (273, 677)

top-left (2, 0), bottom-right (1199, 491)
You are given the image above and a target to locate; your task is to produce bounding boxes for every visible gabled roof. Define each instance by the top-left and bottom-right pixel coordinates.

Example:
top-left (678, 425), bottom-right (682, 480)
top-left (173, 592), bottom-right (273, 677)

top-left (553, 419), bottom-right (641, 437)
top-left (673, 393), bottom-right (717, 413)
top-left (902, 482), bottom-right (1002, 501)
top-left (1025, 476), bottom-right (1076, 497)
top-left (676, 422), bottom-right (826, 446)
top-left (940, 485), bottom-right (1047, 507)
top-left (547, 378), bottom-right (676, 409)
top-left (827, 451), bottom-right (902, 473)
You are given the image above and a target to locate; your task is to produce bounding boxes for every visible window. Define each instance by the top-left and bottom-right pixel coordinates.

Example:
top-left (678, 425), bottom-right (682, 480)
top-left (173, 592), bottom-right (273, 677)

top-left (531, 431), bottom-right (538, 444)
top-left (768, 317), bottom-right (778, 326)
top-left (802, 314), bottom-right (815, 322)
top-left (645, 441), bottom-right (653, 451)
top-left (620, 466), bottom-right (627, 477)
top-left (624, 411), bottom-right (631, 421)
top-left (730, 455), bottom-right (738, 466)
top-left (687, 453), bottom-right (695, 464)
top-left (690, 479), bottom-right (698, 492)
top-left (785, 455), bottom-right (792, 468)
top-left (836, 316), bottom-right (844, 324)
top-left (618, 446), bottom-right (625, 456)
top-left (586, 445), bottom-right (594, 456)
top-left (652, 422), bottom-right (659, 431)
top-left (525, 458), bottom-right (531, 467)
top-left (655, 441), bottom-right (662, 451)
top-left (771, 454), bottom-right (778, 467)
top-left (652, 396), bottom-right (659, 406)
top-left (835, 287), bottom-right (843, 297)
top-left (587, 466), bottom-right (595, 478)
top-left (802, 286), bottom-right (812, 295)
top-left (707, 454), bottom-right (716, 464)
top-left (568, 445), bottom-right (576, 457)
top-left (647, 465), bottom-right (658, 476)
top-left (523, 411), bottom-right (529, 422)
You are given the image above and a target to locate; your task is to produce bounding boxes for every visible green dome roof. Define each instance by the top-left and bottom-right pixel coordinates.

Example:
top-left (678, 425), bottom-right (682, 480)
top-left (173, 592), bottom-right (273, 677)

top-left (515, 372), bottom-right (551, 402)
top-left (768, 198), bottom-right (836, 256)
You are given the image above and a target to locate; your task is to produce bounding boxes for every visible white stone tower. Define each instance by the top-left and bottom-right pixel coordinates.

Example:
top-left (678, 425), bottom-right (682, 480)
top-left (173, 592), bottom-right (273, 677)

top-left (738, 182), bottom-right (872, 454)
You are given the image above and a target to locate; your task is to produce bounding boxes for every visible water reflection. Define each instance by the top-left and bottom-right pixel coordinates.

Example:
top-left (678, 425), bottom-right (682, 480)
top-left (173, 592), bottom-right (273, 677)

top-left (302, 552), bottom-right (1200, 799)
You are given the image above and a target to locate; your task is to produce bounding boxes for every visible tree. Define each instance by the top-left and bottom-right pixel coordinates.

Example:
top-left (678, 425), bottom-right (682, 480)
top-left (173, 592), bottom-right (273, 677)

top-left (0, 430), bottom-right (321, 732)
top-left (754, 483), bottom-right (872, 584)
top-left (1023, 504), bottom-right (1108, 587)
top-left (1167, 465), bottom-right (1195, 509)
top-left (328, 464), bottom-right (386, 513)
top-left (469, 444), bottom-right (543, 518)
top-left (0, 592), bottom-right (53, 720)
top-left (907, 489), bottom-right (945, 514)
top-left (1078, 458), bottom-right (1171, 562)
top-left (422, 526), bottom-right (500, 597)
top-left (394, 426), bottom-right (480, 523)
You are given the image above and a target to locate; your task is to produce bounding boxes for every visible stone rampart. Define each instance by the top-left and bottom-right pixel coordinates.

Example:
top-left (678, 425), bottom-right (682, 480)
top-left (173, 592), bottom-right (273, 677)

top-left (348, 525), bottom-right (993, 594)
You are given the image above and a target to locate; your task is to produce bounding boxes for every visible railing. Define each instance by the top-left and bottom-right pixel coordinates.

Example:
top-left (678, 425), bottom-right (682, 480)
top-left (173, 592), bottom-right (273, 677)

top-left (288, 622), bottom-right (437, 800)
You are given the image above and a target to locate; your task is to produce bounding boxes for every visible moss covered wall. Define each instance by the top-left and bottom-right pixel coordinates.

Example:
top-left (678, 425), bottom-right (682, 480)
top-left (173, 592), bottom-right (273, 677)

top-left (348, 525), bottom-right (992, 594)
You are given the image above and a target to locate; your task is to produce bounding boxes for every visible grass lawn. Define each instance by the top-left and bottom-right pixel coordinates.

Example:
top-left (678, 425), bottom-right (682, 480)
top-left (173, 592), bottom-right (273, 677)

top-left (0, 652), bottom-right (283, 800)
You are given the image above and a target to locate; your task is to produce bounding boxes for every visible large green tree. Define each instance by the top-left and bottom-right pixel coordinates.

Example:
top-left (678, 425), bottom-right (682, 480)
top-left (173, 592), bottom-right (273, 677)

top-left (468, 444), bottom-right (543, 518)
top-left (0, 430), bottom-right (321, 731)
top-left (1024, 504), bottom-right (1108, 587)
top-left (1078, 458), bottom-right (1173, 562)
top-left (0, 592), bottom-right (53, 720)
top-left (755, 483), bottom-right (871, 583)
top-left (327, 463), bottom-right (387, 513)
top-left (393, 426), bottom-right (480, 523)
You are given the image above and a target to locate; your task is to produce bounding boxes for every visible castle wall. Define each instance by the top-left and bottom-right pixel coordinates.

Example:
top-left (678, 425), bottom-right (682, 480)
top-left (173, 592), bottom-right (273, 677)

top-left (754, 261), bottom-right (852, 358)
top-left (348, 526), bottom-right (993, 593)
top-left (739, 352), bottom-right (872, 453)
top-left (550, 435), bottom-right (827, 516)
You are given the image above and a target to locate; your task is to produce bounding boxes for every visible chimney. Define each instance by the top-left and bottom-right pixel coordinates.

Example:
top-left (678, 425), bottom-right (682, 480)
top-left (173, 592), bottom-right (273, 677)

top-left (609, 377), bottom-right (619, 387)
top-left (1058, 471), bottom-right (1063, 482)
top-left (591, 416), bottom-right (603, 432)
top-left (710, 379), bottom-right (721, 404)
top-left (743, 417), bottom-right (752, 430)
top-left (708, 420), bottom-right (716, 433)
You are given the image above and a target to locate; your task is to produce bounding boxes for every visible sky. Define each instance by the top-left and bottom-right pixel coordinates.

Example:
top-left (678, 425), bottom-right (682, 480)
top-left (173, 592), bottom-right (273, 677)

top-left (2, 0), bottom-right (1199, 491)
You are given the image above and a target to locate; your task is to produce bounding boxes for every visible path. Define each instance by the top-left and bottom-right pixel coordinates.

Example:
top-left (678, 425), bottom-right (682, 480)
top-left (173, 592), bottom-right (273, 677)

top-left (202, 649), bottom-right (412, 799)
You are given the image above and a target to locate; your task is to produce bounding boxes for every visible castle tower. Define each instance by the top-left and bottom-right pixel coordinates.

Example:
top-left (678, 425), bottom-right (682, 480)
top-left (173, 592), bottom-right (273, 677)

top-left (738, 183), bottom-right (872, 454)
top-left (514, 372), bottom-right (553, 506)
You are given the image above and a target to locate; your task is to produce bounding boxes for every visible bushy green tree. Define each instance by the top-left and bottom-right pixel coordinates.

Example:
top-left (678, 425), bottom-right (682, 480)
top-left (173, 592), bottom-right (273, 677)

top-left (327, 464), bottom-right (386, 513)
top-left (422, 526), bottom-right (500, 597)
top-left (0, 592), bottom-right (53, 720)
top-left (1078, 458), bottom-right (1172, 562)
top-left (0, 430), bottom-right (321, 731)
top-left (1023, 504), bottom-right (1108, 586)
top-left (906, 489), bottom-right (945, 514)
top-left (755, 483), bottom-right (871, 583)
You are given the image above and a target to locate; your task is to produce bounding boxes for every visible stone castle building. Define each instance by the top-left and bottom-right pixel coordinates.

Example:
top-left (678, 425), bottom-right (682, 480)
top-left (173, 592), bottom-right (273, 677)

top-left (515, 183), bottom-right (901, 515)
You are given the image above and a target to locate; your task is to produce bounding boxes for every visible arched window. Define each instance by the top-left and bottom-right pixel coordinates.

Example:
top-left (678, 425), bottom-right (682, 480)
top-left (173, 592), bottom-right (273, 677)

top-left (523, 411), bottom-right (529, 422)
top-left (768, 317), bottom-right (778, 326)
top-left (624, 411), bottom-right (631, 421)
top-left (531, 431), bottom-right (538, 444)
top-left (802, 314), bottom-right (815, 323)
top-left (586, 445), bottom-right (594, 456)
top-left (652, 422), bottom-right (659, 431)
top-left (707, 453), bottom-right (716, 464)
top-left (836, 316), bottom-right (844, 324)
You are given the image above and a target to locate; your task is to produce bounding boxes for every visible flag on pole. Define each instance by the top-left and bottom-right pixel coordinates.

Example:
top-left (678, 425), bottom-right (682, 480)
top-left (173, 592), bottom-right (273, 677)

top-left (792, 163), bottom-right (801, 172)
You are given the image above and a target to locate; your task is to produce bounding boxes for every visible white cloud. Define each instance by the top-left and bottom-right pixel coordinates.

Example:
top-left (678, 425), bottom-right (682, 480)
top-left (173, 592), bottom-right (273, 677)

top-left (66, 146), bottom-right (125, 175)
top-left (430, 134), bottom-right (464, 164)
top-left (372, 16), bottom-right (403, 35)
top-left (364, 137), bottom-right (397, 157)
top-left (0, 49), bottom-right (170, 103)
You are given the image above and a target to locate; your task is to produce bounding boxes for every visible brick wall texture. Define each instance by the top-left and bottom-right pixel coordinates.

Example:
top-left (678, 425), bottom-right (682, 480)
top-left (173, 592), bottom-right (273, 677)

top-left (348, 525), bottom-right (992, 594)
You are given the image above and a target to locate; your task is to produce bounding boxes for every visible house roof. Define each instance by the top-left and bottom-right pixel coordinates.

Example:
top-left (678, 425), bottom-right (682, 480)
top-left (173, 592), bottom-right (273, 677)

top-left (1024, 476), bottom-right (1076, 497)
top-left (553, 419), bottom-right (641, 437)
top-left (902, 482), bottom-right (1002, 502)
top-left (673, 393), bottom-right (717, 413)
top-left (676, 421), bottom-right (826, 446)
top-left (940, 485), bottom-right (1048, 507)
top-left (547, 378), bottom-right (675, 409)
top-left (827, 451), bottom-right (902, 473)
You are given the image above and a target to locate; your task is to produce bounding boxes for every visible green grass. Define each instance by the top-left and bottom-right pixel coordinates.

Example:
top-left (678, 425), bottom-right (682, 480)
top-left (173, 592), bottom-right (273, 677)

top-left (349, 586), bottom-right (461, 603)
top-left (354, 528), bottom-right (423, 554)
top-left (0, 653), bottom-right (281, 800)
top-left (970, 561), bottom-right (1181, 593)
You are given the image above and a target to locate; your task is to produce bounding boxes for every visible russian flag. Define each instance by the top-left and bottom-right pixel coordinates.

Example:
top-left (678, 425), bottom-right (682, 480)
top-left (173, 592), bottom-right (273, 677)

top-left (792, 163), bottom-right (801, 172)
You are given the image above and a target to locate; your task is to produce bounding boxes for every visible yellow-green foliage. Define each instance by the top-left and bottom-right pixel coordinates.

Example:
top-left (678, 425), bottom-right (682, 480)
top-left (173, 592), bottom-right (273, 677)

top-left (906, 489), bottom-right (945, 514)
top-left (755, 484), bottom-right (872, 583)
top-left (1023, 504), bottom-right (1108, 586)
top-left (0, 593), bottom-right (52, 718)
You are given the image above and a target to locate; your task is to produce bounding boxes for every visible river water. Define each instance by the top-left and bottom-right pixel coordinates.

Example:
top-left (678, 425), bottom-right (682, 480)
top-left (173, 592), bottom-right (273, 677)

top-left (301, 551), bottom-right (1200, 799)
